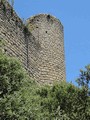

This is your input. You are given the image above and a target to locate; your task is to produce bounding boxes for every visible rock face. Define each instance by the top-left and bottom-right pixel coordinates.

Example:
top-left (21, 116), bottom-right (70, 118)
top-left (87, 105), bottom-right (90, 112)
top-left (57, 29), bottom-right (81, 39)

top-left (0, 1), bottom-right (66, 84)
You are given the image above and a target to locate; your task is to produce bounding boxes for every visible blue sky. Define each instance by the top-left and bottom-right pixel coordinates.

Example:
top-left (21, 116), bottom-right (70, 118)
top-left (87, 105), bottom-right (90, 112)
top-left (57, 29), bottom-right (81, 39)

top-left (13, 0), bottom-right (90, 85)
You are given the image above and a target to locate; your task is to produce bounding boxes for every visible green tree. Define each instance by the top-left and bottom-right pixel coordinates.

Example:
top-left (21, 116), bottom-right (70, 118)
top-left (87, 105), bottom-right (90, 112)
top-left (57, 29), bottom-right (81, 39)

top-left (0, 51), bottom-right (39, 119)
top-left (76, 65), bottom-right (90, 92)
top-left (76, 65), bottom-right (90, 120)
top-left (0, 40), bottom-right (90, 119)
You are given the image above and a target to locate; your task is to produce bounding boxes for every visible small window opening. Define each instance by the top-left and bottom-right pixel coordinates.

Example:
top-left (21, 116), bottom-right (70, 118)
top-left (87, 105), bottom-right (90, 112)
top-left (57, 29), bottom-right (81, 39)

top-left (47, 15), bottom-right (51, 21)
top-left (47, 15), bottom-right (50, 19)
top-left (4, 49), bottom-right (7, 52)
top-left (46, 31), bottom-right (47, 33)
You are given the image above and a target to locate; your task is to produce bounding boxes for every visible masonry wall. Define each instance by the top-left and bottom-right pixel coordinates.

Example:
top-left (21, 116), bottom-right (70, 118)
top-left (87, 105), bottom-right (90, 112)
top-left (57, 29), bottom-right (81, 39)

top-left (0, 1), bottom-right (28, 68)
top-left (0, 1), bottom-right (38, 78)
top-left (26, 14), bottom-right (66, 84)
top-left (0, 1), bottom-right (66, 84)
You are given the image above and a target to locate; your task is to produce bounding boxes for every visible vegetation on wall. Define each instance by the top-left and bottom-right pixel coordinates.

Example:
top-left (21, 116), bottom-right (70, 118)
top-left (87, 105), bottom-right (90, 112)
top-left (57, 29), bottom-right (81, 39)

top-left (1, 0), bottom-right (14, 7)
top-left (0, 46), bottom-right (38, 119)
top-left (26, 22), bottom-right (37, 32)
top-left (1, 0), bottom-right (6, 15)
top-left (0, 0), bottom-right (14, 16)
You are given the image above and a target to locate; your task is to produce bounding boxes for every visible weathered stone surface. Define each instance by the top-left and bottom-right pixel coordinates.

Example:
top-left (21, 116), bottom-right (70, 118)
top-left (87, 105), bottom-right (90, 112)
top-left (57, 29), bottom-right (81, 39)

top-left (0, 1), bottom-right (66, 85)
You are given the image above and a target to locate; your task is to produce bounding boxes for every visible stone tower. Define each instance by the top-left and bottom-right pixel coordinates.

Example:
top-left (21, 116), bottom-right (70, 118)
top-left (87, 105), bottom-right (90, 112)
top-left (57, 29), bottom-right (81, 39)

top-left (0, 0), bottom-right (66, 84)
top-left (27, 14), bottom-right (66, 84)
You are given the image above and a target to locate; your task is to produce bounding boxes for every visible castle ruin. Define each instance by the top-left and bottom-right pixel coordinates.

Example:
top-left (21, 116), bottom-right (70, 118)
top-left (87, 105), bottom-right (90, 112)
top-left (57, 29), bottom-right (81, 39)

top-left (0, 1), bottom-right (66, 84)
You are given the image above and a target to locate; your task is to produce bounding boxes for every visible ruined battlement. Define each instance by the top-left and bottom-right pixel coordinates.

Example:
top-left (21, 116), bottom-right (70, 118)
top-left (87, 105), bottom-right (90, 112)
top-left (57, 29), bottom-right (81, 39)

top-left (0, 0), bottom-right (66, 84)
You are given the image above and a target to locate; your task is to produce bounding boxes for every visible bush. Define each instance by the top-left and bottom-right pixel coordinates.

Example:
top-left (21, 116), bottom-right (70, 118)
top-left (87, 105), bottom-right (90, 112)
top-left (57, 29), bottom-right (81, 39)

top-left (0, 40), bottom-right (90, 119)
top-left (0, 52), bottom-right (39, 119)
top-left (38, 81), bottom-right (90, 120)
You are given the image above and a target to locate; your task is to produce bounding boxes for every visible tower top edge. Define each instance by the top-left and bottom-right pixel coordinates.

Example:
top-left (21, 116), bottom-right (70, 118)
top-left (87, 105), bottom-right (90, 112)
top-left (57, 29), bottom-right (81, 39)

top-left (26, 13), bottom-right (63, 26)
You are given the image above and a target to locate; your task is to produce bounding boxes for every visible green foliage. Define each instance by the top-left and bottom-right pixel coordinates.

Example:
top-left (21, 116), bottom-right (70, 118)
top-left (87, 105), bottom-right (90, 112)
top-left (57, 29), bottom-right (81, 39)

top-left (0, 52), bottom-right (39, 119)
top-left (0, 0), bottom-right (14, 16)
top-left (0, 54), bottom-right (23, 97)
top-left (76, 65), bottom-right (90, 90)
top-left (0, 39), bottom-right (90, 119)
top-left (38, 81), bottom-right (90, 120)
top-left (1, 0), bottom-right (6, 15)
top-left (36, 65), bottom-right (90, 119)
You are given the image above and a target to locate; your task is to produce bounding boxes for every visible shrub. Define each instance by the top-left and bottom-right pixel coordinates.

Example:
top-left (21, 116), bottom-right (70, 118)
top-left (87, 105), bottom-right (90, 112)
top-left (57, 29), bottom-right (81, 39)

top-left (0, 40), bottom-right (90, 119)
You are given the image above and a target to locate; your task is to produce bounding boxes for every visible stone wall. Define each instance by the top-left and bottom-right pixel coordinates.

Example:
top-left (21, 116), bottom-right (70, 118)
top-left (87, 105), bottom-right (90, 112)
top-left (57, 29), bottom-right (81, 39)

top-left (0, 1), bottom-right (66, 84)
top-left (0, 0), bottom-right (28, 68)
top-left (0, 0), bottom-right (38, 78)
top-left (27, 14), bottom-right (66, 84)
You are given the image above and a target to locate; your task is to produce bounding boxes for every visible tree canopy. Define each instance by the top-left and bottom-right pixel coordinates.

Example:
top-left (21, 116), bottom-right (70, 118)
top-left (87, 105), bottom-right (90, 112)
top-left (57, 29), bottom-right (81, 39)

top-left (0, 41), bottom-right (90, 119)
